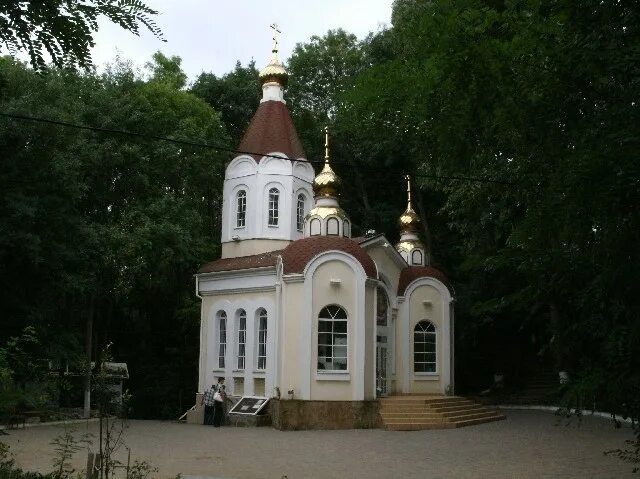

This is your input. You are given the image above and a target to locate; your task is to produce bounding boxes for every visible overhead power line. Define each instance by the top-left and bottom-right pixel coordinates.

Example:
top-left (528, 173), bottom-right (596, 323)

top-left (0, 112), bottom-right (515, 185)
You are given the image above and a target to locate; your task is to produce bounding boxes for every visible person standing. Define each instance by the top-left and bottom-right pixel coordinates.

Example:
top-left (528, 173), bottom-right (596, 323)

top-left (212, 376), bottom-right (226, 427)
top-left (201, 384), bottom-right (216, 425)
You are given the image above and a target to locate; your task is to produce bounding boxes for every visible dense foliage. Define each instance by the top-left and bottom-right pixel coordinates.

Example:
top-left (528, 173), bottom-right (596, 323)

top-left (0, 55), bottom-right (228, 417)
top-left (0, 0), bottom-right (163, 71)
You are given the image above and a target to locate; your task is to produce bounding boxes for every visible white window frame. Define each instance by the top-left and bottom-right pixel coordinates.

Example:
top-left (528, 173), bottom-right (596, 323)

top-left (268, 188), bottom-right (279, 226)
top-left (237, 309), bottom-right (246, 370)
top-left (317, 305), bottom-right (348, 372)
top-left (414, 320), bottom-right (436, 374)
top-left (296, 194), bottom-right (305, 232)
top-left (256, 309), bottom-right (267, 370)
top-left (236, 190), bottom-right (247, 228)
top-left (310, 218), bottom-right (321, 236)
top-left (217, 311), bottom-right (227, 369)
top-left (326, 217), bottom-right (340, 236)
top-left (412, 249), bottom-right (423, 265)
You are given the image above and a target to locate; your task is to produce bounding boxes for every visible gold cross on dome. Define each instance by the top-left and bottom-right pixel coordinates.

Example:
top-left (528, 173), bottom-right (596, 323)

top-left (270, 23), bottom-right (281, 54)
top-left (324, 126), bottom-right (330, 163)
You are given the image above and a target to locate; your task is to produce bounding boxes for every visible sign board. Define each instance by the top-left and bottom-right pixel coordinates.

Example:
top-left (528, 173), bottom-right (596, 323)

top-left (228, 396), bottom-right (270, 416)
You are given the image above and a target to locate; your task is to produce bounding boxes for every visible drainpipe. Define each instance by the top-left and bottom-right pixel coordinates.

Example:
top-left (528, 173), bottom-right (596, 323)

top-left (195, 274), bottom-right (205, 392)
top-left (273, 255), bottom-right (283, 397)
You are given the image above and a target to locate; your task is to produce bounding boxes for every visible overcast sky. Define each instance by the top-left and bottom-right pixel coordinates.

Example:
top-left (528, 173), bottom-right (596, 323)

top-left (91, 0), bottom-right (393, 82)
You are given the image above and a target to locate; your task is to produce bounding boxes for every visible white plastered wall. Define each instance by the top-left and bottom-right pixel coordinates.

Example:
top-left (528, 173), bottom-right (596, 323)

top-left (221, 155), bottom-right (314, 258)
top-left (396, 278), bottom-right (453, 395)
top-left (281, 252), bottom-right (374, 401)
top-left (197, 278), bottom-right (277, 398)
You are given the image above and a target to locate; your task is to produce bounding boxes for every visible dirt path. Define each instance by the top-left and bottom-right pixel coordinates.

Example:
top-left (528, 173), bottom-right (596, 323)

top-left (1, 410), bottom-right (635, 479)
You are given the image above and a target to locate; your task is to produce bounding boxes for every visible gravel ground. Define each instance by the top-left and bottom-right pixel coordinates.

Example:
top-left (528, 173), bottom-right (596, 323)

top-left (1, 409), bottom-right (635, 479)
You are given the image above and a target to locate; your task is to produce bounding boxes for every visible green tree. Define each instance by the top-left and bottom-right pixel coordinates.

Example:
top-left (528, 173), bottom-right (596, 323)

top-left (0, 54), bottom-right (228, 418)
top-left (191, 61), bottom-right (260, 146)
top-left (0, 0), bottom-right (163, 70)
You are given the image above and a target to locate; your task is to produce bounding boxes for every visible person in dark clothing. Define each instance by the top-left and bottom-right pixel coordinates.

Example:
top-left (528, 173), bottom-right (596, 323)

top-left (201, 384), bottom-right (217, 425)
top-left (213, 377), bottom-right (226, 427)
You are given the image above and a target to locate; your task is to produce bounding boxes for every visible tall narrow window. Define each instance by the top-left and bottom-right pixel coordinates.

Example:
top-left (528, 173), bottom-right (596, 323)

top-left (296, 194), bottom-right (305, 232)
top-left (414, 320), bottom-right (436, 373)
top-left (217, 311), bottom-right (227, 369)
top-left (317, 305), bottom-right (348, 371)
top-left (412, 250), bottom-right (423, 266)
top-left (237, 309), bottom-right (246, 370)
top-left (376, 287), bottom-right (389, 327)
top-left (257, 309), bottom-right (267, 370)
top-left (268, 188), bottom-right (279, 226)
top-left (236, 190), bottom-right (247, 227)
top-left (343, 219), bottom-right (350, 237)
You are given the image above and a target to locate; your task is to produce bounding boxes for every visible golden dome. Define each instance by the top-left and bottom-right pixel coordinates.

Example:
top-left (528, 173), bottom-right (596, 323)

top-left (399, 175), bottom-right (420, 233)
top-left (259, 24), bottom-right (288, 87)
top-left (259, 57), bottom-right (288, 87)
top-left (313, 127), bottom-right (341, 197)
top-left (399, 206), bottom-right (420, 232)
top-left (314, 162), bottom-right (341, 197)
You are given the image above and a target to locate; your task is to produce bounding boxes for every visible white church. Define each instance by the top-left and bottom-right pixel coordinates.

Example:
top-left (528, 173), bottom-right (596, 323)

top-left (191, 37), bottom-right (461, 429)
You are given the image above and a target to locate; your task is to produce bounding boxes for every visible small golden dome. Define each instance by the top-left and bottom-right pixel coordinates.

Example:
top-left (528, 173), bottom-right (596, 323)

top-left (313, 126), bottom-right (340, 197)
top-left (399, 206), bottom-right (420, 233)
top-left (399, 175), bottom-right (420, 233)
top-left (259, 57), bottom-right (288, 87)
top-left (260, 25), bottom-right (288, 87)
top-left (314, 161), bottom-right (341, 197)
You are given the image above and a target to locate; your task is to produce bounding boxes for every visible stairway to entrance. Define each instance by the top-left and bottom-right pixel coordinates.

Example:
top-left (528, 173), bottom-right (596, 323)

top-left (379, 395), bottom-right (505, 431)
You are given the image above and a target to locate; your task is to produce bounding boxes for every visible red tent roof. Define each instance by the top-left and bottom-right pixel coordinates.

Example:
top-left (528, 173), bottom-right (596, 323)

top-left (237, 100), bottom-right (305, 161)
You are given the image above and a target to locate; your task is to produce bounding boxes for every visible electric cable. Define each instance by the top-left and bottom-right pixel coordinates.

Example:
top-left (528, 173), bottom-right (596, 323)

top-left (0, 112), bottom-right (515, 185)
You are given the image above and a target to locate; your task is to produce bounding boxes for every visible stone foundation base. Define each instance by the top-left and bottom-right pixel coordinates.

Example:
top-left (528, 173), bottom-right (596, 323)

top-left (227, 413), bottom-right (271, 427)
top-left (270, 399), bottom-right (381, 430)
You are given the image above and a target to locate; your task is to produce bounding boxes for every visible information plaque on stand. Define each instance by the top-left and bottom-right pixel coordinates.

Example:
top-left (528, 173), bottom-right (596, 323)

top-left (228, 396), bottom-right (270, 415)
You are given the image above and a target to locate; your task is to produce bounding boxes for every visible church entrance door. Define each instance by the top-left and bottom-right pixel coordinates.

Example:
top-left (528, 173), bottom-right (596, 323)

top-left (376, 286), bottom-right (392, 397)
top-left (376, 340), bottom-right (388, 396)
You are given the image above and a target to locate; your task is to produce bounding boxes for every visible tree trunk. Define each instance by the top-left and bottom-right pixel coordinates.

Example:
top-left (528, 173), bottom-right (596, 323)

top-left (83, 294), bottom-right (95, 419)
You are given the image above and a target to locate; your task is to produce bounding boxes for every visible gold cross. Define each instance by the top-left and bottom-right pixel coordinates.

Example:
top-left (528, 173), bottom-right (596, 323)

top-left (270, 23), bottom-right (281, 54)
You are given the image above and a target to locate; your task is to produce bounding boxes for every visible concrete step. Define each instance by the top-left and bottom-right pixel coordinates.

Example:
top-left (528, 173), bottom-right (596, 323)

top-left (439, 407), bottom-right (487, 418)
top-left (382, 417), bottom-right (447, 424)
top-left (450, 414), bottom-right (506, 428)
top-left (430, 404), bottom-right (483, 414)
top-left (385, 422), bottom-right (456, 431)
top-left (379, 396), bottom-right (506, 430)
top-left (380, 412), bottom-right (443, 419)
top-left (446, 410), bottom-right (502, 422)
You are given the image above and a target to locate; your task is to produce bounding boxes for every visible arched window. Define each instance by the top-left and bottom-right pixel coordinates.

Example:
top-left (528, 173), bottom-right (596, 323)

top-left (236, 190), bottom-right (247, 228)
top-left (414, 320), bottom-right (436, 373)
top-left (268, 188), bottom-right (279, 226)
top-left (257, 308), bottom-right (267, 370)
top-left (401, 251), bottom-right (409, 263)
top-left (296, 194), bottom-right (305, 232)
top-left (310, 218), bottom-right (321, 236)
top-left (217, 311), bottom-right (227, 369)
top-left (343, 219), bottom-right (350, 238)
top-left (317, 305), bottom-right (348, 371)
top-left (412, 250), bottom-right (423, 266)
top-left (326, 217), bottom-right (339, 235)
top-left (376, 287), bottom-right (388, 327)
top-left (237, 309), bottom-right (246, 370)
